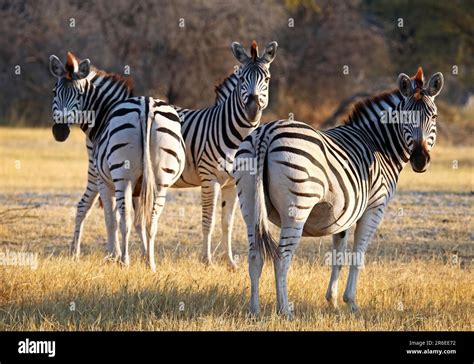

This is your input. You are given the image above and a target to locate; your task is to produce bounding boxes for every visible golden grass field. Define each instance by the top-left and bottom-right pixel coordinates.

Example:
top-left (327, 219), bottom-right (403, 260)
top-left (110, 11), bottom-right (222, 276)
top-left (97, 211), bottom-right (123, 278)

top-left (0, 127), bottom-right (472, 330)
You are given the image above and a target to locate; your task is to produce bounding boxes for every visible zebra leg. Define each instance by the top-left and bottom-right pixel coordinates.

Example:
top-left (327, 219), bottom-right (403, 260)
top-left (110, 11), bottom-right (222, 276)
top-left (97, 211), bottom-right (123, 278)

top-left (98, 182), bottom-right (121, 260)
top-left (343, 208), bottom-right (383, 312)
top-left (274, 221), bottom-right (305, 319)
top-left (220, 184), bottom-right (238, 270)
top-left (247, 235), bottom-right (264, 315)
top-left (241, 207), bottom-right (263, 315)
top-left (325, 230), bottom-right (350, 308)
top-left (146, 188), bottom-right (168, 273)
top-left (200, 180), bottom-right (219, 265)
top-left (116, 181), bottom-right (134, 267)
top-left (234, 159), bottom-right (261, 314)
top-left (71, 187), bottom-right (99, 259)
top-left (133, 196), bottom-right (148, 259)
top-left (71, 139), bottom-right (99, 259)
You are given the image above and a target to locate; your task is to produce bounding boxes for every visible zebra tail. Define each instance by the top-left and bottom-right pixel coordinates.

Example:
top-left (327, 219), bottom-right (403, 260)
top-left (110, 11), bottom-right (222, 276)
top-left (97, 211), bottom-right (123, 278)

top-left (135, 109), bottom-right (156, 239)
top-left (254, 133), bottom-right (280, 261)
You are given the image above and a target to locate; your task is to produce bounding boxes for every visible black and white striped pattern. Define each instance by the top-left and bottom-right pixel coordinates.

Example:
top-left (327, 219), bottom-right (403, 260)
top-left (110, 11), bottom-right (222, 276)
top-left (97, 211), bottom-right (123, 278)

top-left (233, 68), bottom-right (444, 316)
top-left (50, 52), bottom-right (185, 271)
top-left (172, 40), bottom-right (278, 267)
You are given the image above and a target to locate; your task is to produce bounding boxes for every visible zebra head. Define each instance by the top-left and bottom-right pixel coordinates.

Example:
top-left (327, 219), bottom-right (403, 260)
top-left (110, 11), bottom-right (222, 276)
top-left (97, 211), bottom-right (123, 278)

top-left (397, 67), bottom-right (444, 173)
top-left (49, 52), bottom-right (91, 142)
top-left (231, 40), bottom-right (278, 124)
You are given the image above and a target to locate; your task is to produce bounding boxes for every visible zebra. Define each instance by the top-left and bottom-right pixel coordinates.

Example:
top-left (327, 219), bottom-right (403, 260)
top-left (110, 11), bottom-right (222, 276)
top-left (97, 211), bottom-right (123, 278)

top-left (233, 67), bottom-right (444, 317)
top-left (49, 52), bottom-right (186, 272)
top-left (172, 40), bottom-right (278, 269)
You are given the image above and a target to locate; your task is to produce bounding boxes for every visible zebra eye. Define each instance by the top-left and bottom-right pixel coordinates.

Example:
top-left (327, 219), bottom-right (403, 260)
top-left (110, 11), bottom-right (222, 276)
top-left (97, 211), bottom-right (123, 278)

top-left (265, 77), bottom-right (270, 82)
top-left (239, 76), bottom-right (245, 83)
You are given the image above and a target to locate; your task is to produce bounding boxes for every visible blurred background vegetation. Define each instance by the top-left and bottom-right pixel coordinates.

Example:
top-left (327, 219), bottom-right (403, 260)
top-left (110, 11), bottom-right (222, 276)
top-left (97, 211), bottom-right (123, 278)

top-left (0, 0), bottom-right (472, 144)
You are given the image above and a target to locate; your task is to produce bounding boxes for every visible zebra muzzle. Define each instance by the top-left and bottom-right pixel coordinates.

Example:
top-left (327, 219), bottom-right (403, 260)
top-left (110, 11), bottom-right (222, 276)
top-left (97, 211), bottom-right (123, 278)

top-left (246, 94), bottom-right (261, 109)
top-left (410, 143), bottom-right (430, 173)
top-left (245, 94), bottom-right (262, 121)
top-left (52, 123), bottom-right (70, 142)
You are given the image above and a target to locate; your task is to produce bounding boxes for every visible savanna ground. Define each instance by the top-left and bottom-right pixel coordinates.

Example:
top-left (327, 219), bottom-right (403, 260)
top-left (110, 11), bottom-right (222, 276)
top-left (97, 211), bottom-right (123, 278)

top-left (0, 127), bottom-right (472, 331)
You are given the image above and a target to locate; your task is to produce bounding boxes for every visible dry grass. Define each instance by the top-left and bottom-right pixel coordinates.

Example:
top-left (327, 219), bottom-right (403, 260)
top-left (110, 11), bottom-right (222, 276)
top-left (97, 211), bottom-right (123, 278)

top-left (0, 127), bottom-right (472, 331)
top-left (0, 254), bottom-right (471, 331)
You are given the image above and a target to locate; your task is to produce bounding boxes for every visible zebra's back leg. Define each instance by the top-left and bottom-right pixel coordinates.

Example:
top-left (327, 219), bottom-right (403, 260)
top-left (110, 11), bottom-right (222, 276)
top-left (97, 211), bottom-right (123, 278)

top-left (133, 196), bottom-right (148, 259)
top-left (234, 163), bottom-right (261, 314)
top-left (146, 185), bottom-right (169, 273)
top-left (266, 160), bottom-right (318, 317)
top-left (221, 184), bottom-right (238, 270)
top-left (98, 181), bottom-right (121, 261)
top-left (115, 180), bottom-right (134, 267)
top-left (343, 207), bottom-right (384, 312)
top-left (200, 180), bottom-right (220, 265)
top-left (71, 185), bottom-right (99, 259)
top-left (273, 218), bottom-right (307, 319)
top-left (325, 230), bottom-right (350, 308)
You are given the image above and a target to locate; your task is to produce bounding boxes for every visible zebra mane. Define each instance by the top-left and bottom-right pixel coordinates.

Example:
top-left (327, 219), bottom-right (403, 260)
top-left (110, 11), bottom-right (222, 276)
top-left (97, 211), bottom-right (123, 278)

top-left (214, 72), bottom-right (239, 105)
top-left (344, 88), bottom-right (402, 126)
top-left (91, 66), bottom-right (134, 95)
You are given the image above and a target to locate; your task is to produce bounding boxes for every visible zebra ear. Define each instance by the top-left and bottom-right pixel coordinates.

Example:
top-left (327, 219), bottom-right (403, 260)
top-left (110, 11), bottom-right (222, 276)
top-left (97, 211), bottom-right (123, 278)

top-left (426, 72), bottom-right (444, 98)
top-left (49, 55), bottom-right (66, 78)
top-left (398, 73), bottom-right (413, 98)
top-left (76, 59), bottom-right (91, 80)
top-left (261, 41), bottom-right (278, 65)
top-left (231, 42), bottom-right (250, 64)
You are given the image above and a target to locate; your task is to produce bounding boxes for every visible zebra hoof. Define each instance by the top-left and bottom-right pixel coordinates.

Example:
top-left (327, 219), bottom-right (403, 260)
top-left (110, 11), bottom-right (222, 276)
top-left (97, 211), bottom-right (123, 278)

top-left (70, 251), bottom-right (80, 261)
top-left (248, 306), bottom-right (260, 318)
top-left (326, 296), bottom-right (339, 310)
top-left (200, 255), bottom-right (214, 267)
top-left (228, 260), bottom-right (239, 271)
top-left (278, 310), bottom-right (294, 321)
top-left (345, 301), bottom-right (360, 314)
top-left (120, 255), bottom-right (130, 268)
top-left (103, 254), bottom-right (118, 263)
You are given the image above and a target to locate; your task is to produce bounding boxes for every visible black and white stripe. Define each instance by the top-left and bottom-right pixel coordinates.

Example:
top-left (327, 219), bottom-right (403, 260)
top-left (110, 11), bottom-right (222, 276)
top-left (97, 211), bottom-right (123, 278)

top-left (233, 68), bottom-right (444, 316)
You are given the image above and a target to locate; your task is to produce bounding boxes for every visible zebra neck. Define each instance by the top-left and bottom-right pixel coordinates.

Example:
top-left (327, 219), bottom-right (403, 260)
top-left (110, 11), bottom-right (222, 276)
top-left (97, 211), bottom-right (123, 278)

top-left (343, 91), bottom-right (410, 173)
top-left (83, 75), bottom-right (132, 143)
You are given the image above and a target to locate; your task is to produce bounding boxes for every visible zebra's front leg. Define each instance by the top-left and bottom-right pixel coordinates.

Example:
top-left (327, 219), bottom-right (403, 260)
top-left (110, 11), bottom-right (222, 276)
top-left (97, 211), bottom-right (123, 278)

top-left (343, 208), bottom-right (383, 313)
top-left (116, 181), bottom-right (134, 267)
top-left (221, 184), bottom-right (238, 270)
top-left (98, 182), bottom-right (120, 260)
top-left (200, 180), bottom-right (219, 265)
top-left (274, 221), bottom-right (305, 319)
top-left (325, 230), bottom-right (350, 308)
top-left (71, 187), bottom-right (99, 259)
